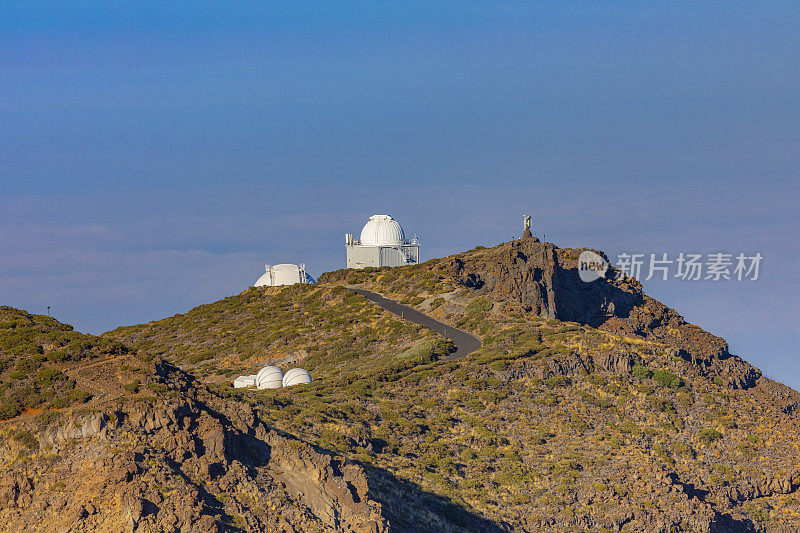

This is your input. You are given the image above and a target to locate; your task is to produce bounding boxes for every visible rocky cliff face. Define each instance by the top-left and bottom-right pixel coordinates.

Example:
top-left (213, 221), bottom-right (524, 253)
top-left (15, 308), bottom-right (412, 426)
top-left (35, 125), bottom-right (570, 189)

top-left (440, 237), bottom-right (725, 353)
top-left (429, 237), bottom-right (764, 391)
top-left (0, 357), bottom-right (387, 533)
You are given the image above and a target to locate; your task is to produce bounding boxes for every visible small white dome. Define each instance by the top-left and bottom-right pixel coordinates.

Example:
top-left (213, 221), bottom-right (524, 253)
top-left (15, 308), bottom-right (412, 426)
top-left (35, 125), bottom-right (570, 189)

top-left (282, 368), bottom-right (312, 387)
top-left (254, 263), bottom-right (316, 287)
top-left (256, 366), bottom-right (284, 389)
top-left (360, 215), bottom-right (405, 246)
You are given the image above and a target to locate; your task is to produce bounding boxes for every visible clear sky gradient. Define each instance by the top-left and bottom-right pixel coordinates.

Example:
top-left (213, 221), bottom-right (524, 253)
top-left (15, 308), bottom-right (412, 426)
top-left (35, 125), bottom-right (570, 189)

top-left (2, 2), bottom-right (799, 387)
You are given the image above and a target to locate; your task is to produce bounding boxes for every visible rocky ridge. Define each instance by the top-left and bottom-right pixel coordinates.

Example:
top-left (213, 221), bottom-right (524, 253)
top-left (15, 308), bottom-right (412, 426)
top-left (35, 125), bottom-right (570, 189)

top-left (0, 354), bottom-right (387, 532)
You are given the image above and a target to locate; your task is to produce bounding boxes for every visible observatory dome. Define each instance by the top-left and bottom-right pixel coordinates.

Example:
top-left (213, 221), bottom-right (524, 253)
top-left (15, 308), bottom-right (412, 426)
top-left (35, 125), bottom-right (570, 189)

top-left (359, 215), bottom-right (405, 246)
top-left (282, 368), bottom-right (312, 387)
top-left (256, 366), bottom-right (283, 389)
top-left (254, 264), bottom-right (315, 287)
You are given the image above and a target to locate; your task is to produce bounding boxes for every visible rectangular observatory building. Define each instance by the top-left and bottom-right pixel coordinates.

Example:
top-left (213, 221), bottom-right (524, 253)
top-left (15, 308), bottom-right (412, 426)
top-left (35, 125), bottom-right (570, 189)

top-left (345, 214), bottom-right (420, 269)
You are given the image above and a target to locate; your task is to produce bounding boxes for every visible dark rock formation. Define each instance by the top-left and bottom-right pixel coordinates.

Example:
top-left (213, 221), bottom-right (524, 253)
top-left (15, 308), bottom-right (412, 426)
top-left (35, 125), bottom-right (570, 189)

top-left (441, 240), bottom-right (639, 324)
top-left (431, 239), bottom-right (761, 388)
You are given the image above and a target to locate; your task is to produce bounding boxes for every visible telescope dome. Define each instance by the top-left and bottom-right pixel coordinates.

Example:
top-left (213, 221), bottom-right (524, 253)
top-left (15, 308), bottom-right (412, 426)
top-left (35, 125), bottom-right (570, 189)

top-left (256, 366), bottom-right (284, 389)
top-left (282, 368), bottom-right (312, 387)
top-left (359, 215), bottom-right (405, 246)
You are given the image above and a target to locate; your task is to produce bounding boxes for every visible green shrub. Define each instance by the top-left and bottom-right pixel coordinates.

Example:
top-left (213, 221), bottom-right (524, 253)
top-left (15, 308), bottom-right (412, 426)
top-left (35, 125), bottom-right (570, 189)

top-left (743, 502), bottom-right (770, 524)
top-left (737, 442), bottom-right (758, 457)
top-left (698, 428), bottom-right (723, 444)
top-left (652, 369), bottom-right (682, 389)
top-left (490, 360), bottom-right (511, 371)
top-left (9, 356), bottom-right (42, 380)
top-left (48, 390), bottom-right (92, 409)
top-left (36, 367), bottom-right (65, 387)
top-left (431, 297), bottom-right (446, 309)
top-left (12, 430), bottom-right (39, 450)
top-left (148, 383), bottom-right (169, 395)
top-left (466, 298), bottom-right (493, 314)
top-left (0, 397), bottom-right (21, 419)
top-left (672, 441), bottom-right (695, 457)
top-left (552, 459), bottom-right (583, 475)
top-left (587, 374), bottom-right (608, 387)
top-left (35, 409), bottom-right (61, 427)
top-left (677, 391), bottom-right (694, 407)
top-left (545, 375), bottom-right (571, 388)
top-left (649, 397), bottom-right (675, 413)
top-left (578, 391), bottom-right (614, 410)
top-left (618, 419), bottom-right (639, 435)
top-left (632, 363), bottom-right (652, 379)
top-left (652, 444), bottom-right (673, 465)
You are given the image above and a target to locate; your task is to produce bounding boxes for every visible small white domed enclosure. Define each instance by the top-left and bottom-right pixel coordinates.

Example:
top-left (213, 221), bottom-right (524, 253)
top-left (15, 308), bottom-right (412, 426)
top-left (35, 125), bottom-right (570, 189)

top-left (254, 263), bottom-right (315, 287)
top-left (282, 368), bottom-right (312, 387)
top-left (256, 366), bottom-right (284, 389)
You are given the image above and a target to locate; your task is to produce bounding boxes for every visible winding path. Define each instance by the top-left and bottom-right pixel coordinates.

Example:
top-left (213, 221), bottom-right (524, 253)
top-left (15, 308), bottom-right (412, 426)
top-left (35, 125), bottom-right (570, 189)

top-left (351, 288), bottom-right (481, 359)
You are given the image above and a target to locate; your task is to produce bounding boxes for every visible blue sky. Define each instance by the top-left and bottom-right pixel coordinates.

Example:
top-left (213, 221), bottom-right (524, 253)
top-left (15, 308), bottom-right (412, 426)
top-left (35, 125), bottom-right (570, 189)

top-left (1, 2), bottom-right (799, 387)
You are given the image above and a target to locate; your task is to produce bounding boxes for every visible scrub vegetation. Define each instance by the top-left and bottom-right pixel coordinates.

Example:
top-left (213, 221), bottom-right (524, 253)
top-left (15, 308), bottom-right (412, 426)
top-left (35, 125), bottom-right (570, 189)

top-left (236, 307), bottom-right (800, 530)
top-left (109, 239), bottom-right (800, 530)
top-left (106, 285), bottom-right (440, 383)
top-left (0, 307), bottom-right (120, 419)
top-left (3, 239), bottom-right (800, 531)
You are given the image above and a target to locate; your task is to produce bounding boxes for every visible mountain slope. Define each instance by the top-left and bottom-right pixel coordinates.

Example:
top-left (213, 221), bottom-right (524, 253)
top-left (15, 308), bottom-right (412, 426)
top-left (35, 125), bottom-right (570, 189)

top-left (4, 235), bottom-right (800, 531)
top-left (308, 236), bottom-right (800, 530)
top-left (0, 306), bottom-right (129, 420)
top-left (107, 236), bottom-right (800, 531)
top-left (0, 310), bottom-right (391, 532)
top-left (106, 284), bottom-right (442, 386)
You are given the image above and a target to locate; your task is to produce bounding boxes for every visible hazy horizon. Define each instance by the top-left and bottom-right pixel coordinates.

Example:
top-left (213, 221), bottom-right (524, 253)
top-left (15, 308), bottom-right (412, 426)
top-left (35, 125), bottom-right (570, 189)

top-left (2, 2), bottom-right (798, 388)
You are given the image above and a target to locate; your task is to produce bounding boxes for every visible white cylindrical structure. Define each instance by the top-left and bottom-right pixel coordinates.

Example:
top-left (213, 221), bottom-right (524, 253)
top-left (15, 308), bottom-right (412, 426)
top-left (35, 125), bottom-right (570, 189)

top-left (271, 264), bottom-right (304, 286)
top-left (233, 375), bottom-right (257, 388)
top-left (256, 366), bottom-right (284, 389)
top-left (282, 368), bottom-right (312, 387)
top-left (254, 264), bottom-right (316, 287)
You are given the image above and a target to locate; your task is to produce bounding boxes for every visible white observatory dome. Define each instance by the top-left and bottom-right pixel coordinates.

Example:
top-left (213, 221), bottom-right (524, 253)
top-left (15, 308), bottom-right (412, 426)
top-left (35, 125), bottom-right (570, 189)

top-left (254, 263), bottom-right (316, 287)
top-left (359, 215), bottom-right (405, 246)
top-left (256, 366), bottom-right (284, 389)
top-left (282, 368), bottom-right (312, 387)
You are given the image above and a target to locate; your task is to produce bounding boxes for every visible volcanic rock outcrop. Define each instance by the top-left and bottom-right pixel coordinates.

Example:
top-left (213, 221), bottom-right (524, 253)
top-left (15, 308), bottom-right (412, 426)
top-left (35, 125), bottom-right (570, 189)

top-left (0, 357), bottom-right (387, 533)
